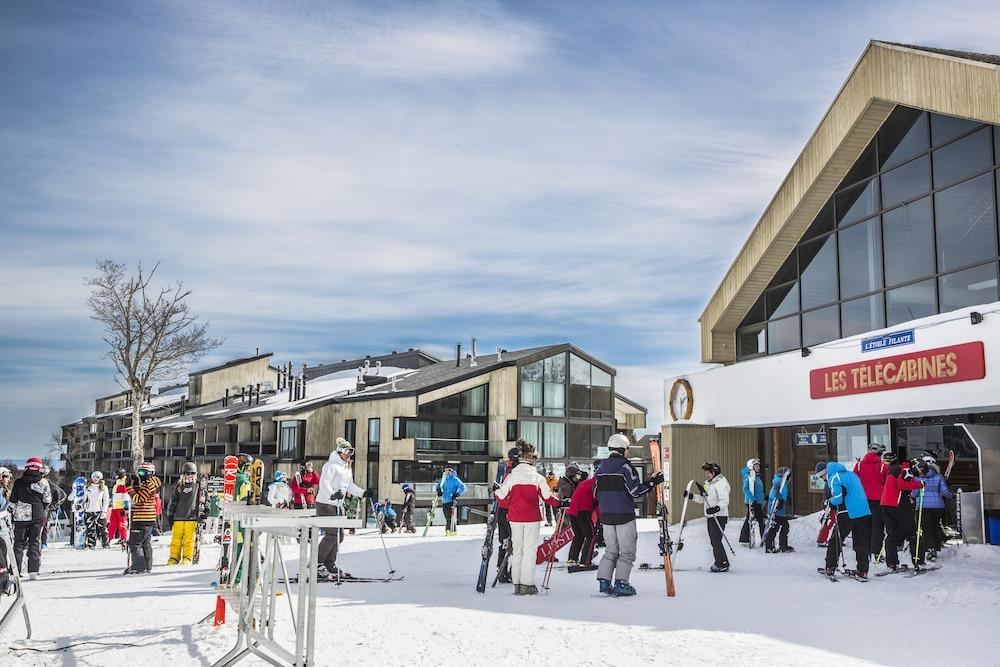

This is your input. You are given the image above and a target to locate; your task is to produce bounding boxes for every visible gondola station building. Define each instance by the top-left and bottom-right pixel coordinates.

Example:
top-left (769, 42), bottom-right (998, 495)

top-left (661, 41), bottom-right (1000, 543)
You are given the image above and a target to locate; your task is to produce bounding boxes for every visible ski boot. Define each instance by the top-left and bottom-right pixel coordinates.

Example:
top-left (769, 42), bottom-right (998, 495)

top-left (779, 546), bottom-right (795, 553)
top-left (514, 584), bottom-right (526, 595)
top-left (612, 579), bottom-right (636, 597)
top-left (523, 585), bottom-right (539, 595)
top-left (598, 578), bottom-right (612, 595)
top-left (566, 560), bottom-right (578, 567)
top-left (710, 564), bottom-right (729, 573)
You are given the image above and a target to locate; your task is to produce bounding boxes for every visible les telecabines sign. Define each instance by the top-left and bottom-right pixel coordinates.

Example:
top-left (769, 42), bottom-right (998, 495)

top-left (809, 341), bottom-right (985, 399)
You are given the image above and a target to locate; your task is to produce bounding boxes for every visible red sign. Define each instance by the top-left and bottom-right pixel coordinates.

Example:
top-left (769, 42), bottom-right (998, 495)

top-left (810, 341), bottom-right (985, 399)
top-left (222, 455), bottom-right (238, 501)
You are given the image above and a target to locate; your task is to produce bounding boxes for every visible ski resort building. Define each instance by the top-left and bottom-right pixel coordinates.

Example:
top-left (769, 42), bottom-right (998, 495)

top-left (62, 344), bottom-right (647, 525)
top-left (661, 41), bottom-right (1000, 543)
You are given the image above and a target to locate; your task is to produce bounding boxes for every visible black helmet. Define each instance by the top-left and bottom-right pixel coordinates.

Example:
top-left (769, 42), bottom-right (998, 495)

top-left (702, 462), bottom-right (721, 477)
top-left (565, 464), bottom-right (580, 478)
top-left (507, 447), bottom-right (521, 461)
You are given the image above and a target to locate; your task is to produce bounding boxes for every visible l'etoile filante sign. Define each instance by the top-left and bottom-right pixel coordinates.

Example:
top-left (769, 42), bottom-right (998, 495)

top-left (809, 342), bottom-right (985, 399)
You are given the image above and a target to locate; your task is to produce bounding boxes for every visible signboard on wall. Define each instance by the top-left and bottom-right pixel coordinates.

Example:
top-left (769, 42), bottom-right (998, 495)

top-left (809, 341), bottom-right (985, 399)
top-left (795, 432), bottom-right (827, 446)
top-left (862, 329), bottom-right (914, 353)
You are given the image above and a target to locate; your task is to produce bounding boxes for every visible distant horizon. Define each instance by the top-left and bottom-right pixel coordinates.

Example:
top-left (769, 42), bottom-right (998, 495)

top-left (4, 0), bottom-right (1000, 460)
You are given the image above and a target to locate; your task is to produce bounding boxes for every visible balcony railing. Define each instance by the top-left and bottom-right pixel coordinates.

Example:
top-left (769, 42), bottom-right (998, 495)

top-left (414, 437), bottom-right (495, 456)
top-left (410, 482), bottom-right (492, 501)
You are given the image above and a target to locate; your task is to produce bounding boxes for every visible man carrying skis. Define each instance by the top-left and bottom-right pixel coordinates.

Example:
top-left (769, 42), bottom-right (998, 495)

top-left (816, 461), bottom-right (871, 580)
top-left (854, 443), bottom-right (889, 562)
top-left (166, 462), bottom-right (203, 565)
top-left (594, 434), bottom-right (663, 596)
top-left (399, 483), bottom-right (416, 533)
top-left (126, 462), bottom-right (162, 574)
top-left (435, 466), bottom-right (466, 536)
top-left (687, 462), bottom-right (731, 572)
top-left (9, 457), bottom-right (52, 580)
top-left (291, 461), bottom-right (319, 509)
top-left (763, 467), bottom-right (793, 553)
top-left (739, 458), bottom-right (765, 546)
top-left (316, 439), bottom-right (372, 579)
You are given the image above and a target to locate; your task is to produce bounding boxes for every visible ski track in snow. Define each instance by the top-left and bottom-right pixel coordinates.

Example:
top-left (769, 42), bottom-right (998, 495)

top-left (2, 515), bottom-right (999, 666)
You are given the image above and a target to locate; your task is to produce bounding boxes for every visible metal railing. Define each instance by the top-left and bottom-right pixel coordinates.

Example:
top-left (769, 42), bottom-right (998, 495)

top-left (413, 437), bottom-right (501, 456)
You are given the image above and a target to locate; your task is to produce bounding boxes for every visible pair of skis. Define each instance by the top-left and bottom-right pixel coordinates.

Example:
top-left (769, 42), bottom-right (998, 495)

top-left (761, 469), bottom-right (790, 548)
top-left (476, 461), bottom-right (506, 593)
top-left (648, 440), bottom-right (676, 597)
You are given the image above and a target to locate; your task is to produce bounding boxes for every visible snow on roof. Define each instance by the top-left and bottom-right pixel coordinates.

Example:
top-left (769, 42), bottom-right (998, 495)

top-left (239, 367), bottom-right (410, 416)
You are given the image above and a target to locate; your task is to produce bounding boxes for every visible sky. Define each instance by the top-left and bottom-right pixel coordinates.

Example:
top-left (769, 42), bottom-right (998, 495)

top-left (2, 0), bottom-right (999, 461)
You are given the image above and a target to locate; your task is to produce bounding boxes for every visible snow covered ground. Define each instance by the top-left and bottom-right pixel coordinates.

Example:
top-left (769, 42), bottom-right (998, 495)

top-left (3, 515), bottom-right (999, 666)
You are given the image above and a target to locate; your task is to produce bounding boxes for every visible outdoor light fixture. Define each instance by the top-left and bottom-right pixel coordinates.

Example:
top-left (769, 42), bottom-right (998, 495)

top-left (970, 311), bottom-right (983, 325)
top-left (801, 347), bottom-right (811, 357)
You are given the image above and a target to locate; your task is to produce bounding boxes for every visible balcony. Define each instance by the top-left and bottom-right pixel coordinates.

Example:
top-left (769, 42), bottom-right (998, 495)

top-left (414, 437), bottom-right (500, 457)
top-left (194, 443), bottom-right (230, 458)
top-left (237, 441), bottom-right (277, 458)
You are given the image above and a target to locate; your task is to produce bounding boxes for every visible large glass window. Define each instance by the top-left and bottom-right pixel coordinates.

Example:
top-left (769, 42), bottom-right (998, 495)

top-left (883, 198), bottom-right (935, 287)
top-left (736, 105), bottom-right (1000, 360)
top-left (838, 217), bottom-right (882, 298)
top-left (522, 355), bottom-right (564, 417)
top-left (935, 173), bottom-right (996, 273)
top-left (279, 421), bottom-right (303, 460)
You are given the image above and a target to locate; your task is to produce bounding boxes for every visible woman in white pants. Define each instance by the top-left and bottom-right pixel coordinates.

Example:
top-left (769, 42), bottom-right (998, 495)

top-left (493, 441), bottom-right (560, 595)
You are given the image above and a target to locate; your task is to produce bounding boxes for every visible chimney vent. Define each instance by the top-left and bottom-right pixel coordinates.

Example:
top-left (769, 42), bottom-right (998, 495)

top-left (456, 343), bottom-right (462, 367)
top-left (470, 338), bottom-right (478, 367)
top-left (496, 347), bottom-right (502, 362)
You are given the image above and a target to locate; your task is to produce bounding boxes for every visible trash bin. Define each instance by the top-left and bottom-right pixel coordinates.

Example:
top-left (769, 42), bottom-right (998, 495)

top-left (988, 516), bottom-right (1000, 545)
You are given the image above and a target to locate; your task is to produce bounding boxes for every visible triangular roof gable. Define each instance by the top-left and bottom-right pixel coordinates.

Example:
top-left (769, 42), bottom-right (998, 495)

top-left (700, 41), bottom-right (1000, 363)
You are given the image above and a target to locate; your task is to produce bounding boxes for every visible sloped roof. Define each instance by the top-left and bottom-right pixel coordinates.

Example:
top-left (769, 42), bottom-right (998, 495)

top-left (699, 40), bottom-right (1000, 363)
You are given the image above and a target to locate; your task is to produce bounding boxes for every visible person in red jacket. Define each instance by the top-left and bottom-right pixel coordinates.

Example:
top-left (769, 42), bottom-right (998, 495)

top-left (291, 462), bottom-right (319, 509)
top-left (880, 456), bottom-right (924, 572)
top-left (853, 443), bottom-right (889, 561)
top-left (566, 473), bottom-right (599, 568)
top-left (493, 441), bottom-right (560, 595)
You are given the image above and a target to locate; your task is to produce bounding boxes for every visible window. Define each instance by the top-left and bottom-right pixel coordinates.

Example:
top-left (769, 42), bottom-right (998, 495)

top-left (279, 421), bottom-right (303, 460)
top-left (735, 105), bottom-right (1000, 360)
top-left (344, 419), bottom-right (356, 446)
top-left (939, 263), bottom-right (998, 312)
top-left (506, 420), bottom-right (518, 441)
top-left (519, 420), bottom-right (565, 459)
top-left (391, 461), bottom-right (489, 484)
top-left (935, 173), bottom-right (996, 273)
top-left (838, 217), bottom-right (882, 298)
top-left (250, 422), bottom-right (261, 443)
top-left (567, 354), bottom-right (614, 419)
top-left (569, 423), bottom-right (612, 461)
top-left (393, 417), bottom-right (402, 440)
top-left (883, 199), bottom-right (934, 287)
top-left (367, 418), bottom-right (380, 491)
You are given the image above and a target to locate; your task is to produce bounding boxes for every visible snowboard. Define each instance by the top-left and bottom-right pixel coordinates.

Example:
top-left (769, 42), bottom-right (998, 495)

top-left (73, 477), bottom-right (87, 549)
top-left (535, 521), bottom-right (573, 564)
top-left (192, 475), bottom-right (208, 565)
top-left (648, 438), bottom-right (676, 597)
top-left (476, 461), bottom-right (506, 593)
top-left (247, 459), bottom-right (264, 505)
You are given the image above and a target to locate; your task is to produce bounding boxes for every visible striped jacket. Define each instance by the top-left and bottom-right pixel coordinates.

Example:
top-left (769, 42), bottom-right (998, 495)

top-left (129, 476), bottom-right (162, 524)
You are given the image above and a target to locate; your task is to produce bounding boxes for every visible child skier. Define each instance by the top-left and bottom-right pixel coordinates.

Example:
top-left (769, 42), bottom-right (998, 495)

top-left (595, 434), bottom-right (664, 595)
top-left (687, 462), bottom-right (731, 572)
top-left (493, 441), bottom-right (560, 595)
top-left (267, 470), bottom-right (293, 508)
top-left (399, 484), bottom-right (416, 533)
top-left (291, 461), bottom-right (319, 509)
top-left (739, 458), bottom-right (765, 546)
top-left (763, 467), bottom-right (793, 553)
top-left (83, 471), bottom-right (110, 548)
top-left (166, 462), bottom-right (202, 565)
top-left (108, 469), bottom-right (131, 546)
top-left (374, 499), bottom-right (398, 533)
top-left (126, 463), bottom-right (162, 574)
top-left (435, 466), bottom-right (466, 536)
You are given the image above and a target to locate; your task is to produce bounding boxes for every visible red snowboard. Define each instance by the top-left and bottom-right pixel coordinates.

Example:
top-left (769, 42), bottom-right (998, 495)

top-left (536, 524), bottom-right (574, 564)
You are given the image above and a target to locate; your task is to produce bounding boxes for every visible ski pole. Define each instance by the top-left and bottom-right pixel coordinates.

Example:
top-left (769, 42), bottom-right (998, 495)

top-left (368, 498), bottom-right (396, 576)
top-left (711, 515), bottom-right (735, 555)
top-left (543, 508), bottom-right (565, 592)
top-left (834, 511), bottom-right (847, 571)
top-left (914, 488), bottom-right (925, 565)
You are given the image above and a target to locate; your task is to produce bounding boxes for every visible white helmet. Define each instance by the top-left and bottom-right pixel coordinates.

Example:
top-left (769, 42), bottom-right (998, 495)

top-left (607, 434), bottom-right (630, 451)
top-left (91, 471), bottom-right (103, 481)
top-left (747, 458), bottom-right (761, 469)
top-left (0, 466), bottom-right (10, 479)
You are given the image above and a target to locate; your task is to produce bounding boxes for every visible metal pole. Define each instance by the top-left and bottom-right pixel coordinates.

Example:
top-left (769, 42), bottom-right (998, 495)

top-left (368, 498), bottom-right (396, 576)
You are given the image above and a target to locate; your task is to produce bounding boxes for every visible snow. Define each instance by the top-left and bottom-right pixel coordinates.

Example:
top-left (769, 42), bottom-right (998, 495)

top-left (4, 515), bottom-right (999, 666)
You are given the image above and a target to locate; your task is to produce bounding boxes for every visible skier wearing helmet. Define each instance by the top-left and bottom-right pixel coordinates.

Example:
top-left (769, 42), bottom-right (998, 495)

top-left (316, 438), bottom-right (372, 579)
top-left (687, 462), bottom-right (731, 573)
top-left (9, 457), bottom-right (52, 579)
top-left (854, 442), bottom-right (890, 561)
top-left (126, 462), bottom-right (162, 574)
top-left (84, 471), bottom-right (110, 548)
top-left (739, 458), bottom-right (765, 546)
top-left (399, 483), bottom-right (417, 533)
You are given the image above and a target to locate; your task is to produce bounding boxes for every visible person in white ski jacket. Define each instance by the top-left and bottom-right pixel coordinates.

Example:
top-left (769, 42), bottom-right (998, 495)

top-left (266, 471), bottom-right (293, 509)
top-left (316, 439), bottom-right (371, 577)
top-left (687, 462), bottom-right (731, 572)
top-left (83, 472), bottom-right (110, 549)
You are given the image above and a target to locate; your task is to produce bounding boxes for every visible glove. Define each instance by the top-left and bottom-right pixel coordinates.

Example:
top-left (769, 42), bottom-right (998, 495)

top-left (682, 490), bottom-right (690, 499)
top-left (436, 489), bottom-right (443, 498)
top-left (705, 506), bottom-right (720, 515)
top-left (776, 499), bottom-right (785, 510)
top-left (560, 499), bottom-right (571, 508)
top-left (330, 490), bottom-right (344, 501)
top-left (363, 488), bottom-right (374, 499)
top-left (490, 481), bottom-right (501, 492)
top-left (128, 474), bottom-right (140, 487)
top-left (454, 492), bottom-right (461, 499)
top-left (648, 471), bottom-right (664, 486)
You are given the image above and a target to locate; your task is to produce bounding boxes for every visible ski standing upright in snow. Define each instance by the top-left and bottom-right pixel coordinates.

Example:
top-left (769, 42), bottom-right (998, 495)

top-left (72, 476), bottom-right (86, 549)
top-left (648, 438), bottom-right (676, 596)
top-left (476, 460), bottom-right (506, 593)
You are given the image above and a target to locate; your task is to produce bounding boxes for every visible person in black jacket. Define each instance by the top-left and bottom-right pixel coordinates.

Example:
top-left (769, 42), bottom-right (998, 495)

top-left (9, 457), bottom-right (52, 579)
top-left (399, 484), bottom-right (417, 533)
top-left (557, 464), bottom-right (584, 502)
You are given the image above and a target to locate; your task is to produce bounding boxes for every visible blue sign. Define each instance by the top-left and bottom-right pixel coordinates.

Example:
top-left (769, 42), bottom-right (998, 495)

top-left (795, 432), bottom-right (827, 446)
top-left (861, 329), bottom-right (915, 353)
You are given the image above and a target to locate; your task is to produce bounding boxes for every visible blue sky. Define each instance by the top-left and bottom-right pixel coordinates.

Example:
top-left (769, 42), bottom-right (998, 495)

top-left (2, 0), bottom-right (999, 462)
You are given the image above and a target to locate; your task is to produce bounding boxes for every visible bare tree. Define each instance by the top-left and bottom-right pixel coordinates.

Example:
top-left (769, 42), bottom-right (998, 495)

top-left (86, 260), bottom-right (223, 470)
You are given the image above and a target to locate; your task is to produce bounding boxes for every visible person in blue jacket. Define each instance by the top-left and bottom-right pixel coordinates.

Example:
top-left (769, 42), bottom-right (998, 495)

top-left (763, 468), bottom-right (793, 553)
top-left (739, 458), bottom-right (765, 546)
top-left (911, 459), bottom-right (951, 563)
top-left (436, 466), bottom-right (466, 536)
top-left (373, 498), bottom-right (398, 533)
top-left (816, 461), bottom-right (872, 579)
